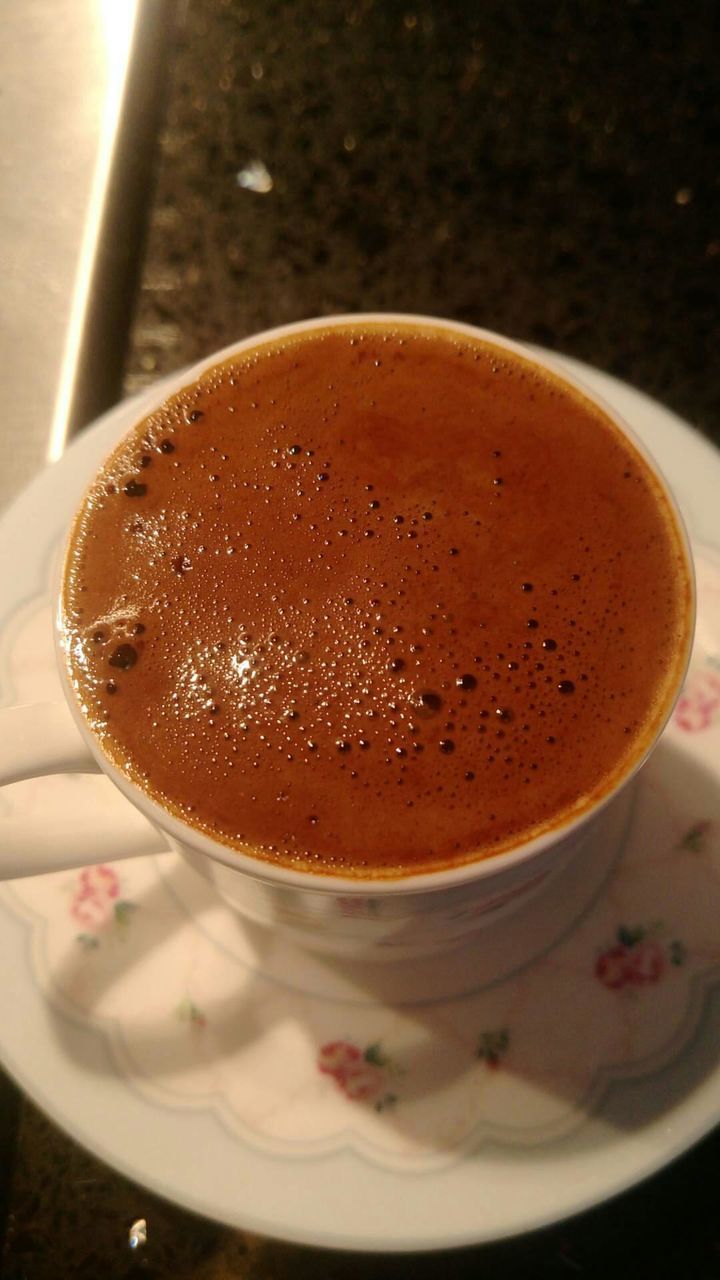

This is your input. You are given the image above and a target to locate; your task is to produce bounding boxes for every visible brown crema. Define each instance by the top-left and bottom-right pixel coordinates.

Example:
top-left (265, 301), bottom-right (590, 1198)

top-left (62, 325), bottom-right (692, 877)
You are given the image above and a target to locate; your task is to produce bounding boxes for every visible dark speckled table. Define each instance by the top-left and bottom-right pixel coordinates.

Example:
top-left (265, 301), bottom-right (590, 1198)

top-left (3, 1), bottom-right (720, 1275)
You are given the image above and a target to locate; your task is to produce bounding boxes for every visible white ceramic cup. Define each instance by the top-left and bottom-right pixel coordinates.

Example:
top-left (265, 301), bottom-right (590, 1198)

top-left (0, 316), bottom-right (695, 960)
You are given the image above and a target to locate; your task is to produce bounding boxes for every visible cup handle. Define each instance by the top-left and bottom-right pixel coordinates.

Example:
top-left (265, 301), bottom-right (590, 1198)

top-left (0, 702), bottom-right (168, 879)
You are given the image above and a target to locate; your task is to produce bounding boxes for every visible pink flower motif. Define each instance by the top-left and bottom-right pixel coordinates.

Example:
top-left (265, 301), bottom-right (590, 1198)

top-left (70, 865), bottom-right (120, 929)
top-left (342, 1066), bottom-right (384, 1102)
top-left (626, 939), bottom-right (665, 985)
top-left (674, 669), bottom-right (720, 732)
top-left (595, 926), bottom-right (685, 990)
top-left (318, 1040), bottom-right (362, 1078)
top-left (595, 944), bottom-right (632, 990)
top-left (317, 1040), bottom-right (388, 1103)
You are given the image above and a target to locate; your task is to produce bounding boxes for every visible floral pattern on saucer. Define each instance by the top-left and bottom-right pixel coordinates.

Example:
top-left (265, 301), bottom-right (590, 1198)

top-left (318, 1040), bottom-right (401, 1109)
top-left (673, 543), bottom-right (720, 736)
top-left (594, 923), bottom-right (687, 991)
top-left (2, 548), bottom-right (720, 1170)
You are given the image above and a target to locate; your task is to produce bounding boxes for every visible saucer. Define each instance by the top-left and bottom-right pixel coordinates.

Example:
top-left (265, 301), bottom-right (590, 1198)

top-left (1, 354), bottom-right (719, 1251)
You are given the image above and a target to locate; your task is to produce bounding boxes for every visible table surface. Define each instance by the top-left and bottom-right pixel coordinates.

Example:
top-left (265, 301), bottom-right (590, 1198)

top-left (2, 1), bottom-right (720, 1275)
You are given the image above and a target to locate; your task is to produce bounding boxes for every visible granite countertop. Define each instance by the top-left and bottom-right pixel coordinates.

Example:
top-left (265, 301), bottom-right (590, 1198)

top-left (2, 1), bottom-right (719, 1275)
top-left (125, 0), bottom-right (720, 441)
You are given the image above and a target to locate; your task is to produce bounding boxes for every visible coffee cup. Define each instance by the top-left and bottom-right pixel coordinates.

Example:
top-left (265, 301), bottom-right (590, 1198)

top-left (0, 316), bottom-right (695, 959)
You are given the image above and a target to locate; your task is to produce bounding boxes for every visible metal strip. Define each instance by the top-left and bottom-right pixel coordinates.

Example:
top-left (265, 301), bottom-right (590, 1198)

top-left (0, 0), bottom-right (174, 511)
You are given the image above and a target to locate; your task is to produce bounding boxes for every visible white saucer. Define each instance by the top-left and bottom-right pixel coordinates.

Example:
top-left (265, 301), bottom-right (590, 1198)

top-left (1, 353), bottom-right (720, 1252)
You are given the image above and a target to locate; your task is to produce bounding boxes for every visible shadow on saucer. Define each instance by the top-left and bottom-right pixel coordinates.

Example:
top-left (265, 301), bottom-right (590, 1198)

top-left (44, 736), bottom-right (720, 1158)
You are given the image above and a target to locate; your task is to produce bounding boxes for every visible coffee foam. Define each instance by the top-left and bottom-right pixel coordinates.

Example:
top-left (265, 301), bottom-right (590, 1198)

top-left (62, 326), bottom-right (692, 876)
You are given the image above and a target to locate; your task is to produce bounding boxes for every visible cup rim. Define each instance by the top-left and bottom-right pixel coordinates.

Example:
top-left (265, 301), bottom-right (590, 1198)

top-left (55, 313), bottom-right (697, 896)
